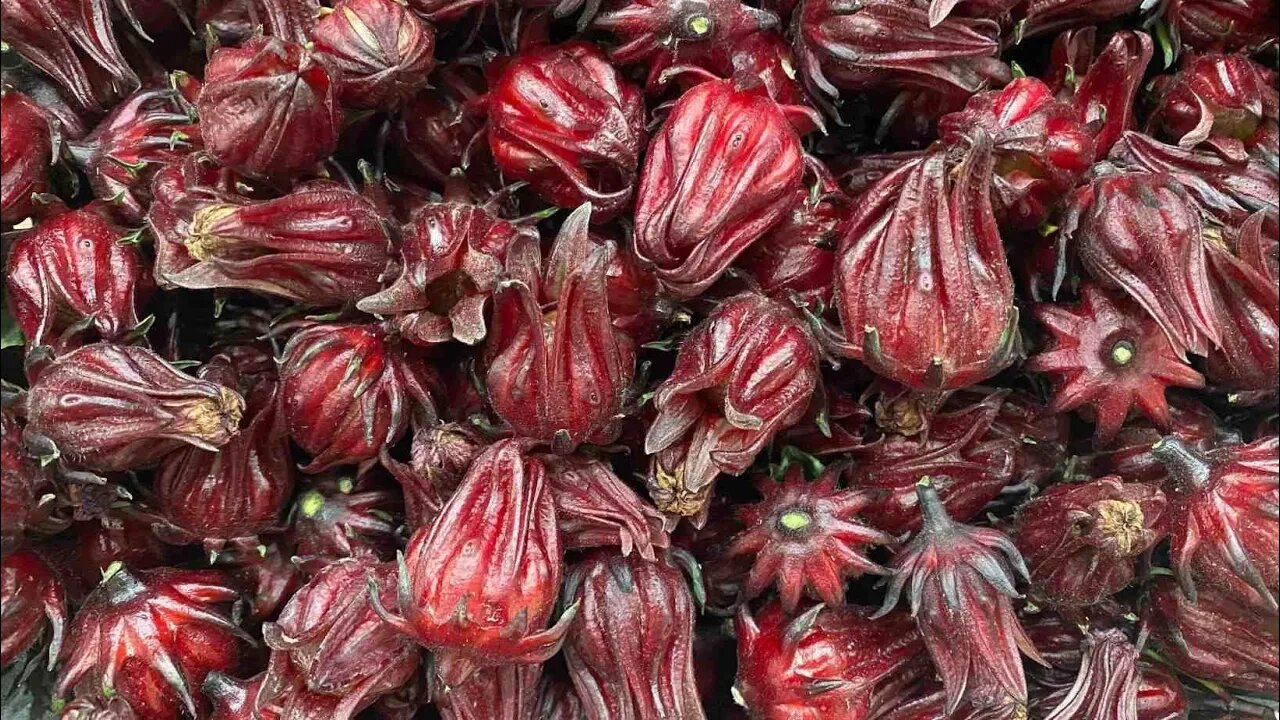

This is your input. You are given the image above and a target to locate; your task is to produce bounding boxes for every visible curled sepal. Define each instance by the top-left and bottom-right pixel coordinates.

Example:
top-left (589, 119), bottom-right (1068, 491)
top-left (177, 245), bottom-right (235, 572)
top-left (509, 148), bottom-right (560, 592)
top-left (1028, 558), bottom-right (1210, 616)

top-left (1043, 629), bottom-right (1141, 720)
top-left (541, 454), bottom-right (668, 561)
top-left (875, 479), bottom-right (1044, 715)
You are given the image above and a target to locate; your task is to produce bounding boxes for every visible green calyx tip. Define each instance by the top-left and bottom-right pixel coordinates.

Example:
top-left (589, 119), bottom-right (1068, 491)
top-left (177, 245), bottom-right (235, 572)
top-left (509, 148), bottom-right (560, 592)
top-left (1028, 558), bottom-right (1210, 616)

top-left (299, 490), bottom-right (326, 518)
top-left (778, 509), bottom-right (813, 532)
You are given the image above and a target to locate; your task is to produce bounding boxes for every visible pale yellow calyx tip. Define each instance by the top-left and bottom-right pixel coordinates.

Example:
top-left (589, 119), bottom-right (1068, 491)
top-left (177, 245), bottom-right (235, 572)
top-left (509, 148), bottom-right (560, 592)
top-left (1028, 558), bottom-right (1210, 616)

top-left (1095, 498), bottom-right (1145, 555)
top-left (299, 490), bottom-right (326, 518)
top-left (185, 204), bottom-right (238, 261)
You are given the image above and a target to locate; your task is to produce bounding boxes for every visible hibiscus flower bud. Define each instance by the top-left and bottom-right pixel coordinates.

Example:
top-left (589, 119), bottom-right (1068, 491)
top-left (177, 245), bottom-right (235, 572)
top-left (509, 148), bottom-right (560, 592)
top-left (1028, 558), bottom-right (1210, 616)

top-left (632, 80), bottom-right (807, 299)
top-left (374, 440), bottom-right (574, 687)
top-left (0, 0), bottom-right (139, 111)
top-left (834, 136), bottom-right (1019, 390)
top-left (382, 422), bottom-right (484, 530)
top-left (197, 37), bottom-right (340, 178)
top-left (1148, 53), bottom-right (1277, 157)
top-left (1, 550), bottom-right (66, 669)
top-left (793, 0), bottom-right (1007, 101)
top-left (563, 550), bottom-right (706, 720)
top-left (392, 65), bottom-right (488, 187)
top-left (1147, 575), bottom-right (1278, 695)
top-left (153, 180), bottom-right (393, 305)
top-left (734, 601), bottom-right (925, 720)
top-left (875, 479), bottom-right (1045, 716)
top-left (1164, 0), bottom-right (1278, 53)
top-left (1, 91), bottom-right (57, 227)
top-left (1062, 172), bottom-right (1221, 358)
top-left (541, 454), bottom-right (668, 560)
top-left (488, 42), bottom-right (646, 219)
top-left (5, 210), bottom-right (148, 353)
top-left (1068, 31), bottom-right (1153, 156)
top-left (311, 0), bottom-right (436, 109)
top-left (23, 344), bottom-right (244, 472)
top-left (486, 205), bottom-right (636, 452)
top-left (1204, 214), bottom-right (1279, 405)
top-left (1019, 0), bottom-right (1141, 41)
top-left (434, 663), bottom-right (543, 720)
top-left (1013, 477), bottom-right (1167, 607)
top-left (153, 357), bottom-right (294, 554)
top-left (66, 87), bottom-right (201, 223)
top-left (1042, 630), bottom-right (1142, 720)
top-left (54, 566), bottom-right (249, 719)
top-left (261, 559), bottom-right (420, 719)
top-left (279, 322), bottom-right (439, 472)
top-left (644, 293), bottom-right (819, 526)
top-left (356, 196), bottom-right (537, 346)
top-left (939, 77), bottom-right (1095, 229)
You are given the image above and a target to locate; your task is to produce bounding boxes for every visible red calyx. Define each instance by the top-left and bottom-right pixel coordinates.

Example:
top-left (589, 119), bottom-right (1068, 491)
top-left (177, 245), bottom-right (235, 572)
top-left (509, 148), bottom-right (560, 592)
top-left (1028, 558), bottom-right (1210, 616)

top-left (1, 550), bottom-right (66, 669)
top-left (1, 91), bottom-right (58, 227)
top-left (310, 0), bottom-right (436, 110)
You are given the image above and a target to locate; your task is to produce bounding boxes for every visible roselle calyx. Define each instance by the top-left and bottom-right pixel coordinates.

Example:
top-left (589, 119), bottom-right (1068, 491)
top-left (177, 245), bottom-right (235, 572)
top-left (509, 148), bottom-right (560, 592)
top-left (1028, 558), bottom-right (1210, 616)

top-left (381, 422), bottom-right (484, 530)
top-left (260, 558), bottom-right (420, 719)
top-left (289, 476), bottom-right (402, 564)
top-left (541, 454), bottom-right (668, 560)
top-left (23, 344), bottom-right (243, 472)
top-left (1152, 434), bottom-right (1279, 611)
top-left (197, 37), bottom-right (340, 178)
top-left (563, 550), bottom-right (707, 720)
top-left (644, 292), bottom-right (819, 526)
top-left (357, 191), bottom-right (536, 346)
top-left (486, 204), bottom-right (636, 452)
top-left (1, 550), bottom-right (66, 669)
top-left (154, 180), bottom-right (393, 305)
top-left (726, 467), bottom-right (892, 612)
top-left (1, 90), bottom-right (58, 227)
top-left (487, 42), bottom-right (646, 219)
top-left (939, 77), bottom-right (1094, 230)
top-left (631, 79), bottom-right (808, 299)
top-left (1062, 171), bottom-right (1221, 358)
top-left (66, 86), bottom-right (200, 224)
top-left (1148, 53), bottom-right (1277, 159)
top-left (278, 322), bottom-right (438, 472)
top-left (1203, 214), bottom-right (1279, 405)
top-left (310, 0), bottom-right (436, 109)
top-left (1042, 629), bottom-right (1142, 720)
top-left (1027, 284), bottom-right (1206, 441)
top-left (0, 0), bottom-right (139, 111)
top-left (875, 479), bottom-right (1044, 715)
top-left (5, 209), bottom-right (148, 353)
top-left (152, 357), bottom-right (293, 554)
top-left (1013, 476), bottom-right (1167, 607)
top-left (834, 136), bottom-right (1018, 390)
top-left (374, 440), bottom-right (575, 687)
top-left (54, 566), bottom-right (249, 719)
top-left (434, 663), bottom-right (542, 720)
top-left (735, 601), bottom-right (925, 720)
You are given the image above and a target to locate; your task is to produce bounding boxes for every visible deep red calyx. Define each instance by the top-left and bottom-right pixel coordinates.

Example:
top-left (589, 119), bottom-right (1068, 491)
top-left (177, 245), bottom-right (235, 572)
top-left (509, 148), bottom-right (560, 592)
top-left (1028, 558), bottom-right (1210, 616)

top-left (726, 467), bottom-right (892, 612)
top-left (1164, 0), bottom-right (1279, 54)
top-left (563, 550), bottom-right (706, 720)
top-left (357, 197), bottom-right (536, 346)
top-left (278, 322), bottom-right (439, 472)
top-left (1147, 575), bottom-right (1278, 695)
top-left (54, 566), bottom-right (249, 720)
top-left (152, 358), bottom-right (294, 553)
top-left (1, 550), bottom-right (66, 669)
top-left (197, 37), bottom-right (340, 178)
top-left (433, 662), bottom-right (542, 720)
top-left (793, 0), bottom-right (1007, 101)
top-left (1148, 53), bottom-right (1278, 158)
top-left (644, 292), bottom-right (819, 527)
top-left (1, 412), bottom-right (60, 555)
top-left (487, 42), bottom-right (646, 219)
top-left (23, 344), bottom-right (244, 472)
top-left (1013, 476), bottom-right (1167, 607)
top-left (376, 440), bottom-right (574, 687)
top-left (260, 559), bottom-right (420, 719)
top-left (1062, 172), bottom-right (1221, 359)
top-left (1018, 0), bottom-right (1141, 41)
top-left (875, 479), bottom-right (1044, 715)
top-left (154, 180), bottom-right (393, 305)
top-left (5, 209), bottom-right (149, 353)
top-left (1, 91), bottom-right (58, 227)
top-left (541, 454), bottom-right (668, 560)
top-left (834, 137), bottom-right (1018, 390)
top-left (631, 79), bottom-right (807, 299)
top-left (1203, 214), bottom-right (1279, 405)
top-left (734, 601), bottom-right (925, 720)
top-left (381, 422), bottom-right (484, 531)
top-left (66, 87), bottom-right (201, 224)
top-left (1042, 629), bottom-right (1142, 720)
top-left (1152, 434), bottom-right (1279, 611)
top-left (736, 159), bottom-right (846, 310)
top-left (310, 0), bottom-right (436, 109)
top-left (1027, 284), bottom-right (1207, 441)
top-left (844, 390), bottom-right (1018, 535)
top-left (0, 0), bottom-right (139, 111)
top-left (289, 476), bottom-right (403, 566)
top-left (592, 0), bottom-right (779, 90)
top-left (1067, 31), bottom-right (1154, 158)
top-left (939, 77), bottom-right (1095, 230)
top-left (391, 64), bottom-right (488, 187)
top-left (485, 205), bottom-right (637, 452)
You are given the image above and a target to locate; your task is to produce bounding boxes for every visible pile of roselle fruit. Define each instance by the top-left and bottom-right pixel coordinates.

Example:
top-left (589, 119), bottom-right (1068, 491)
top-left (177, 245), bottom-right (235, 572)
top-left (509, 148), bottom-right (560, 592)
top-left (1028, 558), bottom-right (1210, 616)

top-left (1, 0), bottom-right (1278, 712)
